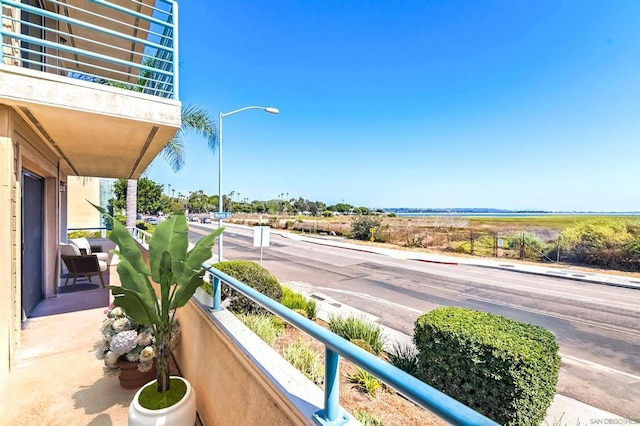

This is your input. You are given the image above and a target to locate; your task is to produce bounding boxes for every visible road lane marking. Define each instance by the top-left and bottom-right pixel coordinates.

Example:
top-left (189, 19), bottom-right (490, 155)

top-left (285, 282), bottom-right (424, 314)
top-left (560, 353), bottom-right (640, 380)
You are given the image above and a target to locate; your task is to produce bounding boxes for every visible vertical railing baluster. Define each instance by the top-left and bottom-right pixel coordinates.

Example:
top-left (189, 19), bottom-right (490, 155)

top-left (313, 347), bottom-right (347, 425)
top-left (325, 348), bottom-right (340, 421)
top-left (212, 276), bottom-right (221, 311)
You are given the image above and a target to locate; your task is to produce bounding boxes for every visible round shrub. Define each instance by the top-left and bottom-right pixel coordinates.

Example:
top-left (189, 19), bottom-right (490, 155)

top-left (414, 307), bottom-right (560, 425)
top-left (210, 260), bottom-right (282, 315)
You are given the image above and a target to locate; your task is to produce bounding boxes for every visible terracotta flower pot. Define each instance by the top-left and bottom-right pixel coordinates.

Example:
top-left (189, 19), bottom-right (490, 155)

top-left (117, 358), bottom-right (157, 389)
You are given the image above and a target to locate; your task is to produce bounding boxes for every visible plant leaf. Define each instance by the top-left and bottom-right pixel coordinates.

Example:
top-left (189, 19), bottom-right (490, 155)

top-left (89, 201), bottom-right (149, 275)
top-left (170, 271), bottom-right (205, 310)
top-left (115, 257), bottom-right (158, 313)
top-left (178, 227), bottom-right (223, 286)
top-left (110, 286), bottom-right (160, 325)
top-left (149, 215), bottom-right (188, 283)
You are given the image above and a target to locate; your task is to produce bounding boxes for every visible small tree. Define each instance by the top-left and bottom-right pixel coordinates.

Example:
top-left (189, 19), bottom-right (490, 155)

top-left (350, 215), bottom-right (382, 241)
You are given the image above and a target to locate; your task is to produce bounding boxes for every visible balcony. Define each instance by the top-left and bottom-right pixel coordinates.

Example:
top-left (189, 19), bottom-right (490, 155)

top-left (0, 0), bottom-right (180, 178)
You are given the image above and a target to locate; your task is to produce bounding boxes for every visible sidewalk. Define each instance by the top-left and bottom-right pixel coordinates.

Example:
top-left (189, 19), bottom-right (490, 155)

top-left (217, 224), bottom-right (638, 424)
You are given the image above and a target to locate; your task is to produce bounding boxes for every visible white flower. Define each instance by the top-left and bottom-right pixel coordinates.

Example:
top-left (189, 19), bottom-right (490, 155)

top-left (110, 330), bottom-right (138, 355)
top-left (137, 332), bottom-right (153, 346)
top-left (99, 317), bottom-right (115, 333)
top-left (138, 361), bottom-right (153, 373)
top-left (95, 348), bottom-right (105, 360)
top-left (111, 307), bottom-right (125, 317)
top-left (139, 346), bottom-right (155, 362)
top-left (104, 351), bottom-right (119, 366)
top-left (112, 318), bottom-right (130, 333)
top-left (126, 352), bottom-right (140, 362)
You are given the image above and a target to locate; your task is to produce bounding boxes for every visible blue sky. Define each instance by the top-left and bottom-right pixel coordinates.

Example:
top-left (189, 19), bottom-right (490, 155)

top-left (147, 1), bottom-right (640, 212)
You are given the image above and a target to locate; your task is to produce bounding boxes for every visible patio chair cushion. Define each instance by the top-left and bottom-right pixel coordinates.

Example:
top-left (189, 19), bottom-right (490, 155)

top-left (98, 260), bottom-right (108, 272)
top-left (60, 242), bottom-right (81, 256)
top-left (70, 237), bottom-right (108, 262)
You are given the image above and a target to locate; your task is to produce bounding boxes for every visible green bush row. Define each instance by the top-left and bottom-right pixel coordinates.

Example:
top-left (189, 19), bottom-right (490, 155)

top-left (414, 307), bottom-right (560, 425)
top-left (67, 230), bottom-right (101, 239)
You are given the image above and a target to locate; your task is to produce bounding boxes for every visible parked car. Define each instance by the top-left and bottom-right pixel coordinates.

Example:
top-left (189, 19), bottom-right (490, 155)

top-left (201, 217), bottom-right (211, 224)
top-left (147, 217), bottom-right (159, 225)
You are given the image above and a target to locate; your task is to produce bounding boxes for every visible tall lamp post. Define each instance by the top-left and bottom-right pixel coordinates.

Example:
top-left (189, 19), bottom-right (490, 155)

top-left (218, 106), bottom-right (279, 262)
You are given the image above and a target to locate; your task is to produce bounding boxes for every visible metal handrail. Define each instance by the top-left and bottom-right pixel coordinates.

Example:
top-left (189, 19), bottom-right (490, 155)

top-left (202, 266), bottom-right (498, 426)
top-left (0, 0), bottom-right (178, 98)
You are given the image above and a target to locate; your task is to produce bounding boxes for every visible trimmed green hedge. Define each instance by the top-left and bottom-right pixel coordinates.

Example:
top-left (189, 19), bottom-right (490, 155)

top-left (414, 307), bottom-right (560, 425)
top-left (203, 260), bottom-right (282, 315)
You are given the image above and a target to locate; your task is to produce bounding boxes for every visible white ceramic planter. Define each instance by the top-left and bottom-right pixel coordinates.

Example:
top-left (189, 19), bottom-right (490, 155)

top-left (128, 376), bottom-right (196, 426)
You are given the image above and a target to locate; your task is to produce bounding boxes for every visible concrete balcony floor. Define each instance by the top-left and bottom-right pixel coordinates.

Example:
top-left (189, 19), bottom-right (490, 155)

top-left (0, 262), bottom-right (199, 425)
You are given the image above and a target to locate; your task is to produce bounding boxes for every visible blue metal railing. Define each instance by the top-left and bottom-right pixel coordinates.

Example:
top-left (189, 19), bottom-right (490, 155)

top-left (0, 0), bottom-right (178, 99)
top-left (130, 227), bottom-right (152, 248)
top-left (202, 266), bottom-right (499, 425)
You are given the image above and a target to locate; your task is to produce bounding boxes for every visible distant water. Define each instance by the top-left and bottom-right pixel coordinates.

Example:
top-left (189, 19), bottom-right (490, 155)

top-left (393, 212), bottom-right (640, 218)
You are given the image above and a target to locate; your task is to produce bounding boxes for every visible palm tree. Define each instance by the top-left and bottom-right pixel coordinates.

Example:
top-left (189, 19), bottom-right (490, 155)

top-left (126, 104), bottom-right (217, 226)
top-left (115, 59), bottom-right (217, 226)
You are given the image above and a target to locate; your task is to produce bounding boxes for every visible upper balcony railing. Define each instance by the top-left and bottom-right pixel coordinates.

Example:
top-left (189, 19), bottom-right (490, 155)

top-left (1, 0), bottom-right (178, 99)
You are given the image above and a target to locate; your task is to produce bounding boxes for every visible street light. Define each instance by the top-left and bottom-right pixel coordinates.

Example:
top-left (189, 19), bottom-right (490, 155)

top-left (218, 106), bottom-right (279, 262)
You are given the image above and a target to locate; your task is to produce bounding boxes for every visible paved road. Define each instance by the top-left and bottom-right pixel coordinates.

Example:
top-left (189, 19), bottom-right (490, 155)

top-left (190, 224), bottom-right (640, 419)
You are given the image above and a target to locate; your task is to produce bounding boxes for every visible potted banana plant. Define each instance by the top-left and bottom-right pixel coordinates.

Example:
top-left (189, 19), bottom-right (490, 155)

top-left (94, 204), bottom-right (222, 424)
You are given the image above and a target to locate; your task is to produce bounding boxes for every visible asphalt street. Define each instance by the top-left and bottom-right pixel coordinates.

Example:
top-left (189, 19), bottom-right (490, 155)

top-left (189, 223), bottom-right (640, 420)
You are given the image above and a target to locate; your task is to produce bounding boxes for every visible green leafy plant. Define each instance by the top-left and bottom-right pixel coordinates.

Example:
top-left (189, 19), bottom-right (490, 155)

top-left (281, 286), bottom-right (318, 319)
top-left (283, 339), bottom-right (324, 384)
top-left (236, 314), bottom-right (283, 345)
top-left (94, 203), bottom-right (223, 395)
top-left (350, 367), bottom-right (381, 396)
top-left (350, 215), bottom-right (382, 241)
top-left (353, 410), bottom-right (384, 425)
top-left (387, 342), bottom-right (419, 376)
top-left (350, 338), bottom-right (374, 354)
top-left (414, 307), bottom-right (560, 425)
top-left (328, 314), bottom-right (386, 355)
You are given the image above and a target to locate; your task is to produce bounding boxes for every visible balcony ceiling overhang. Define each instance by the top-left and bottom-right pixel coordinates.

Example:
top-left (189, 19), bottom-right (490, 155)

top-left (0, 64), bottom-right (180, 179)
